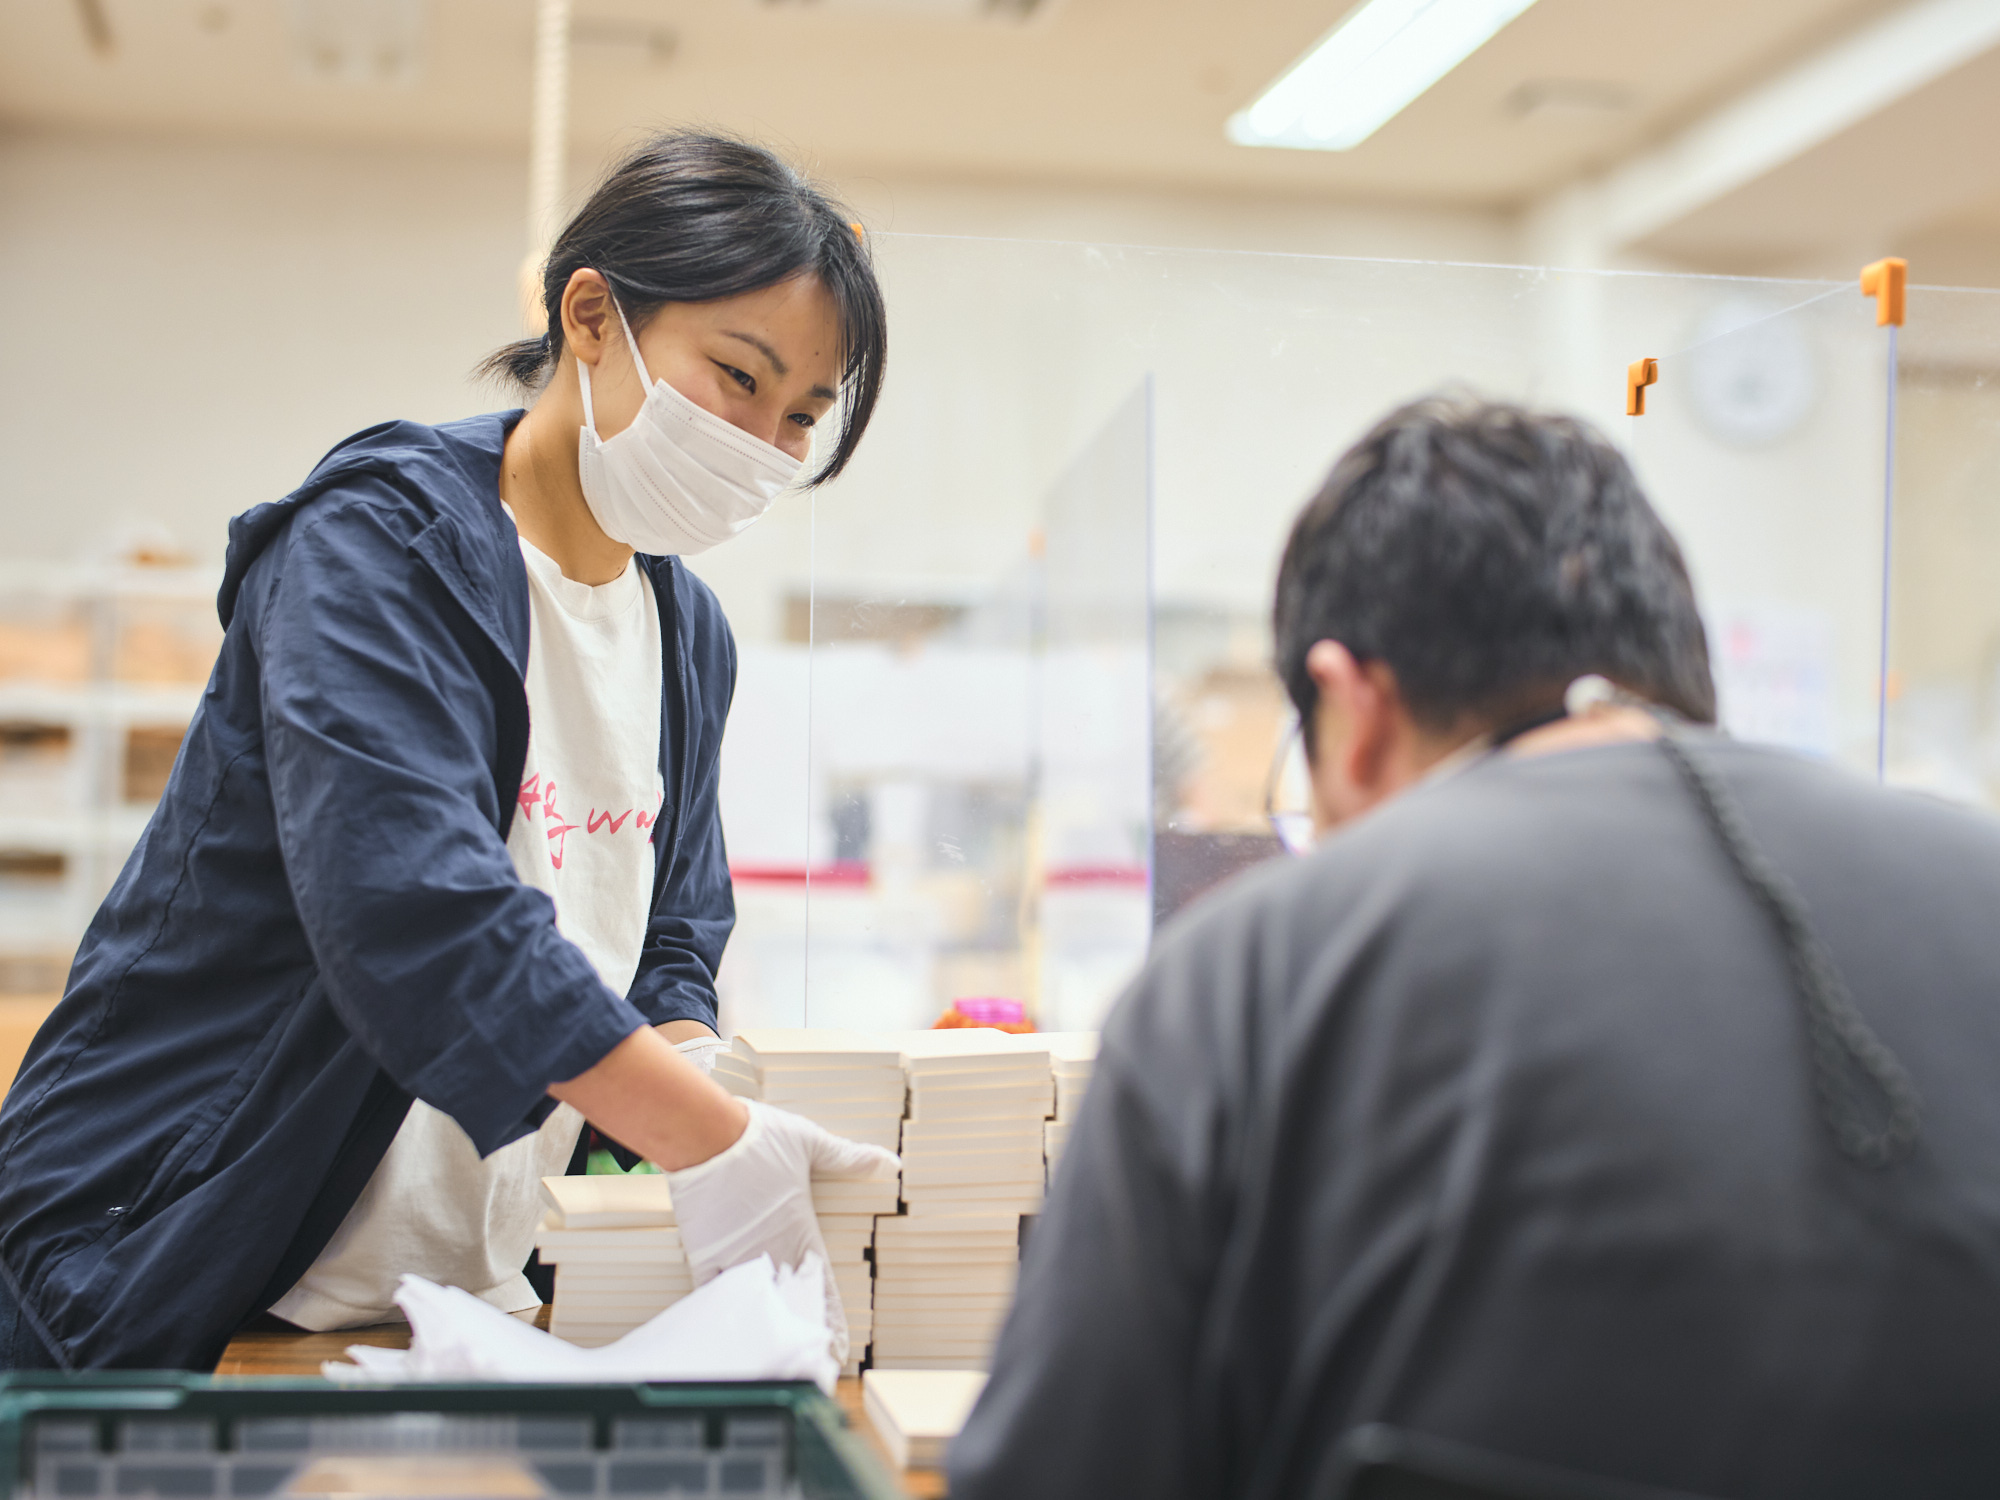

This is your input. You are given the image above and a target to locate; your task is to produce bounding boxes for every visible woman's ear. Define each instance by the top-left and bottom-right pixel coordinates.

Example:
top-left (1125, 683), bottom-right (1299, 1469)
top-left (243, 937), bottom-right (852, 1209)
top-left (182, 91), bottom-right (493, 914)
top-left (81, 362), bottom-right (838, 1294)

top-left (560, 269), bottom-right (615, 367)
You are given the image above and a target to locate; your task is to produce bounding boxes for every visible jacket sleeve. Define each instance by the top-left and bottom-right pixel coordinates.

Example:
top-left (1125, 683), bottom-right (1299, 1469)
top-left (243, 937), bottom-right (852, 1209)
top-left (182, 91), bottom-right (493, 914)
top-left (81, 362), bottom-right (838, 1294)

top-left (254, 495), bottom-right (650, 1155)
top-left (624, 573), bottom-right (736, 1033)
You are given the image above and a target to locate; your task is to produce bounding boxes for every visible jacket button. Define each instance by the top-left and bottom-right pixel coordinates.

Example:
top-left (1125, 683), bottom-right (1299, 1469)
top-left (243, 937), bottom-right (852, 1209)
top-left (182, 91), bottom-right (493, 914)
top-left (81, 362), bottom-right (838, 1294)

top-left (105, 1206), bottom-right (126, 1217)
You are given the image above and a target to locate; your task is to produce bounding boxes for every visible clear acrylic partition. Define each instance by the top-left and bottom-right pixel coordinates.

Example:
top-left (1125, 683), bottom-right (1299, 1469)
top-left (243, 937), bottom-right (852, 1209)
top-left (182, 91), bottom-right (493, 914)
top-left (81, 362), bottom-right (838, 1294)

top-left (697, 237), bottom-right (1902, 1033)
top-left (1623, 284), bottom-right (1894, 773)
top-left (0, 245), bottom-right (1916, 1033)
top-left (1035, 382), bottom-right (1154, 1033)
top-left (1886, 284), bottom-right (2000, 806)
top-left (687, 513), bottom-right (814, 1031)
top-left (784, 496), bottom-right (1040, 1032)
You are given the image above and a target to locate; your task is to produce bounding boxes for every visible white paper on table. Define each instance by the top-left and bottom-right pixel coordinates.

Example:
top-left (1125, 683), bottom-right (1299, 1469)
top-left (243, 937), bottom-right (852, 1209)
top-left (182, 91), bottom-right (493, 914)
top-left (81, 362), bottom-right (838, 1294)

top-left (323, 1254), bottom-right (838, 1392)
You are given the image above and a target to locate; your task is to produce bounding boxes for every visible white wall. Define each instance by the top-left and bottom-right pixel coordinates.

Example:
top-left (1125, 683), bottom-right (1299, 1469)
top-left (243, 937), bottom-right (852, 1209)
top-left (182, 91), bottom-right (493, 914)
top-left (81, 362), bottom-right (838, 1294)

top-left (0, 127), bottom-right (528, 566)
top-left (837, 174), bottom-right (1520, 264)
top-left (3, 125), bottom-right (1889, 722)
top-left (0, 124), bottom-right (1898, 752)
top-left (0, 125), bottom-right (1516, 595)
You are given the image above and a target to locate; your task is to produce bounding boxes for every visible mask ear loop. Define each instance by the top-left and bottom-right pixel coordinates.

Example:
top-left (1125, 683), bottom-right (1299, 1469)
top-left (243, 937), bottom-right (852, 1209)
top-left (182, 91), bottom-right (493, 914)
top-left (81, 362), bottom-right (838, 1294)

top-left (612, 296), bottom-right (654, 388)
top-left (576, 356), bottom-right (599, 438)
top-left (575, 284), bottom-right (651, 440)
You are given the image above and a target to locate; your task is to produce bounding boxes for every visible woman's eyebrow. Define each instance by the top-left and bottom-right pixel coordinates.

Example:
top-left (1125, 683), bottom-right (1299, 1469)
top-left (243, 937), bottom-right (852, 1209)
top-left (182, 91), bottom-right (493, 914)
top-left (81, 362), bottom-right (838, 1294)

top-left (724, 329), bottom-right (837, 402)
top-left (722, 330), bottom-right (787, 376)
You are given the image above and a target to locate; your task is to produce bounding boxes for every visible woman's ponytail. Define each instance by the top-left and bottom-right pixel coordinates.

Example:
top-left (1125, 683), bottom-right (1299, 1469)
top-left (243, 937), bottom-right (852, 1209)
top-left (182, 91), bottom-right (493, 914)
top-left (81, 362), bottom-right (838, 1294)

top-left (477, 332), bottom-right (556, 391)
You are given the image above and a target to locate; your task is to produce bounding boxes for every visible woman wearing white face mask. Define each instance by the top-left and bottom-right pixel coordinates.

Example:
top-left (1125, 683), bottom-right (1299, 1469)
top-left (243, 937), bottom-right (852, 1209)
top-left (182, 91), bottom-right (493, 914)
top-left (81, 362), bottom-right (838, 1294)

top-left (0, 133), bottom-right (893, 1373)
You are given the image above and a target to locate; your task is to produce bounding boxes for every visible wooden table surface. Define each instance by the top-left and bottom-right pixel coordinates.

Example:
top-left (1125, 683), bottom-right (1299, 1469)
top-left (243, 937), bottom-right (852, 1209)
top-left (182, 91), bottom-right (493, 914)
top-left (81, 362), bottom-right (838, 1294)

top-left (216, 1315), bottom-right (949, 1499)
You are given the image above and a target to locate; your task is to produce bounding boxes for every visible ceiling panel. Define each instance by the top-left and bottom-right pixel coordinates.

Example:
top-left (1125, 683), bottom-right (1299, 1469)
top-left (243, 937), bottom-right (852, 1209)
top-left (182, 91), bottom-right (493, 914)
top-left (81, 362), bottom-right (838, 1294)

top-left (0, 0), bottom-right (1932, 209)
top-left (1636, 42), bottom-right (2000, 274)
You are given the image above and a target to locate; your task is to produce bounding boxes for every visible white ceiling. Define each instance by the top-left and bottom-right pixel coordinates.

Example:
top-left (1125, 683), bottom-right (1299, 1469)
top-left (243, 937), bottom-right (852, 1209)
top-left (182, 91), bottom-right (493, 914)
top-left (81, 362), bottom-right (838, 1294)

top-left (2, 0), bottom-right (1997, 277)
top-left (0, 0), bottom-right (1914, 201)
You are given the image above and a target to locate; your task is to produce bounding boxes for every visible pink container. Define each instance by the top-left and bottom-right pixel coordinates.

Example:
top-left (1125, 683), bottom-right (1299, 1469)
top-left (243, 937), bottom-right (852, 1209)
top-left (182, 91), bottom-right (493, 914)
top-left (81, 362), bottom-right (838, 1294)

top-left (952, 997), bottom-right (1026, 1027)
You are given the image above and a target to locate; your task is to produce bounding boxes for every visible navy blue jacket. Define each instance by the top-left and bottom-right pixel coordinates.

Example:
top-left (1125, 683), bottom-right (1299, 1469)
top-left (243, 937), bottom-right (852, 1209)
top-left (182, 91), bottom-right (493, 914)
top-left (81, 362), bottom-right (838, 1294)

top-left (0, 412), bottom-right (736, 1371)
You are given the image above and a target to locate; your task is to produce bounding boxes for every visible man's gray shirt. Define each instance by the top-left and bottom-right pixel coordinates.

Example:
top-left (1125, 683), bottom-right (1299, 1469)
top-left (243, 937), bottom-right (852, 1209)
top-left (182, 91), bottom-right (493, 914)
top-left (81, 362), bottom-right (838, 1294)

top-left (951, 738), bottom-right (2000, 1500)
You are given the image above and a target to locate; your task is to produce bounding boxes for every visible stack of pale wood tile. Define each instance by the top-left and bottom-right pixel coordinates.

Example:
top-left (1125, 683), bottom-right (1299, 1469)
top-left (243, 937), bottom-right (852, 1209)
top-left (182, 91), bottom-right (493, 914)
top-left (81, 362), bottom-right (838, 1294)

top-left (715, 1030), bottom-right (906, 1151)
top-left (870, 1030), bottom-right (1052, 1370)
top-left (536, 1165), bottom-right (897, 1367)
top-left (862, 1368), bottom-right (988, 1471)
top-left (574, 1027), bottom-right (1102, 1374)
top-left (1040, 1031), bottom-right (1100, 1184)
top-left (535, 1175), bottom-right (689, 1348)
top-left (715, 1029), bottom-right (906, 1373)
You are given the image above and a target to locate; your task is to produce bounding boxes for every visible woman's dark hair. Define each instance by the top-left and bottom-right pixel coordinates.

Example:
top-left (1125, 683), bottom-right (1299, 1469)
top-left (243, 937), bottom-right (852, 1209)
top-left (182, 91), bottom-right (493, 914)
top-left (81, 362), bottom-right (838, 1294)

top-left (481, 131), bottom-right (887, 486)
top-left (1273, 394), bottom-right (1717, 740)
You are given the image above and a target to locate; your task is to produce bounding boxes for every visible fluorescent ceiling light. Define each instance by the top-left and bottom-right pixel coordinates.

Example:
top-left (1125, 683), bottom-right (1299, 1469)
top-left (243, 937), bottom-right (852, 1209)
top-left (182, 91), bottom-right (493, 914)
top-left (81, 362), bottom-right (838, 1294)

top-left (1228, 0), bottom-right (1542, 152)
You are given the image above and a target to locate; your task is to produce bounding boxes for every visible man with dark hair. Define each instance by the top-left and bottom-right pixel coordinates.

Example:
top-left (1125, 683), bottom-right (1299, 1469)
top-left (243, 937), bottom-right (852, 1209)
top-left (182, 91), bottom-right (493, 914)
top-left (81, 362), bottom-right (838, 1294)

top-left (1271, 396), bottom-right (1716, 741)
top-left (951, 397), bottom-right (2000, 1500)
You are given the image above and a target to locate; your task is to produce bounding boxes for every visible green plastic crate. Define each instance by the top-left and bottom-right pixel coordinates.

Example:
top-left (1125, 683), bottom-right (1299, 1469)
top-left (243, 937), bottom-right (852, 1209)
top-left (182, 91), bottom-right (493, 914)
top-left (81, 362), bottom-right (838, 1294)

top-left (0, 1375), bottom-right (906, 1500)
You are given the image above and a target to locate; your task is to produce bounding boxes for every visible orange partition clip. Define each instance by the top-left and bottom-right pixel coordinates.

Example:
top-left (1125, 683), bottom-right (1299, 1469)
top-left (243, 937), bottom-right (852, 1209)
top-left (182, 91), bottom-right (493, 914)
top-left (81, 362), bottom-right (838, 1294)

top-left (1861, 258), bottom-right (1906, 326)
top-left (1626, 357), bottom-right (1659, 416)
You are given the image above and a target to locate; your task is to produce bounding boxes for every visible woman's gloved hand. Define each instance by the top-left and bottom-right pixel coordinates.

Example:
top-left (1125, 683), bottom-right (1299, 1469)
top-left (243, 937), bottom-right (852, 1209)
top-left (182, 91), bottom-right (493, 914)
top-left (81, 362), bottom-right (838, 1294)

top-left (666, 1100), bottom-right (900, 1365)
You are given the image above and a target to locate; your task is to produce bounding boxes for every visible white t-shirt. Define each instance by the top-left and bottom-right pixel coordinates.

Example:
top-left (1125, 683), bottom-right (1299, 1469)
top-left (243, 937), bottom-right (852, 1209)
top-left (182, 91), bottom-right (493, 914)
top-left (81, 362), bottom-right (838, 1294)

top-left (273, 532), bottom-right (666, 1331)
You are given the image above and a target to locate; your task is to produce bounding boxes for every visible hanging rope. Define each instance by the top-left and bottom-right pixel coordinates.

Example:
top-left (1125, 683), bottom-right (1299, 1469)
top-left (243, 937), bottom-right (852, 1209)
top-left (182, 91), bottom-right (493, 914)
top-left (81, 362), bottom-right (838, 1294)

top-left (1654, 728), bottom-right (1922, 1167)
top-left (520, 0), bottom-right (572, 331)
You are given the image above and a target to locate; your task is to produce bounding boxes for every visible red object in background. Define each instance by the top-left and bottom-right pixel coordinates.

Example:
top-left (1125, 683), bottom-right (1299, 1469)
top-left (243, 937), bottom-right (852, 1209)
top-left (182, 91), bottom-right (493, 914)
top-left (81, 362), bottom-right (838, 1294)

top-left (933, 997), bottom-right (1035, 1033)
top-left (1043, 865), bottom-right (1147, 887)
top-left (728, 861), bottom-right (870, 887)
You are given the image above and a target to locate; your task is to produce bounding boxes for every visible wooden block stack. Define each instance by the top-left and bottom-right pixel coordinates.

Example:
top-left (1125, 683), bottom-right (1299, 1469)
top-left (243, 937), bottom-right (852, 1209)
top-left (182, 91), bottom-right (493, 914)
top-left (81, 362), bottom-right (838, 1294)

top-left (869, 1213), bottom-right (1021, 1372)
top-left (716, 1029), bottom-right (906, 1151)
top-left (862, 1368), bottom-right (989, 1471)
top-left (537, 1168), bottom-right (897, 1366)
top-left (647, 1026), bottom-right (1106, 1374)
top-left (716, 1030), bottom-right (908, 1374)
top-left (1040, 1031), bottom-right (1100, 1184)
top-left (870, 1030), bottom-right (1051, 1371)
top-left (815, 1175), bottom-right (900, 1376)
top-left (535, 1175), bottom-right (690, 1348)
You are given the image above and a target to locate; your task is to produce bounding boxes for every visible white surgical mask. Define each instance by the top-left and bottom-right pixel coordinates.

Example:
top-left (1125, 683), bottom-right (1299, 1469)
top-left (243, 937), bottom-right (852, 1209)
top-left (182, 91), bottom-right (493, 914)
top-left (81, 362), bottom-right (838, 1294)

top-left (575, 299), bottom-right (804, 556)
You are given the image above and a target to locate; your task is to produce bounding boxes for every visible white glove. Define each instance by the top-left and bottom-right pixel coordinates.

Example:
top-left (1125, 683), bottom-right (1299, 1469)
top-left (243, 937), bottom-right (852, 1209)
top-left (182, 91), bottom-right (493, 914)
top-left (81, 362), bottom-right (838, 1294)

top-left (666, 1100), bottom-right (900, 1367)
top-left (673, 1035), bottom-right (731, 1075)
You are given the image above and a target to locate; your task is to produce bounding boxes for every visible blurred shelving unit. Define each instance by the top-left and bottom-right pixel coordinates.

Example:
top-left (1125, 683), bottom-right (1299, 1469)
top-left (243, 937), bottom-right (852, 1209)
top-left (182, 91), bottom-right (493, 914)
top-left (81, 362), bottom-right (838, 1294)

top-left (0, 559), bottom-right (219, 1008)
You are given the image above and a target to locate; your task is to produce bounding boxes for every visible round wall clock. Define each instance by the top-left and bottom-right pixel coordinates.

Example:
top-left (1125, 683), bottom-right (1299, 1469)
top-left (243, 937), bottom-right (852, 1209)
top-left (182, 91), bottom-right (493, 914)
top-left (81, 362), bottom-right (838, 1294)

top-left (1684, 295), bottom-right (1821, 449)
